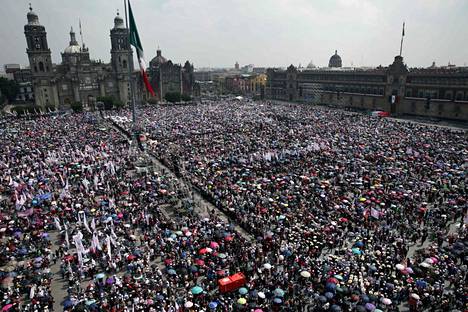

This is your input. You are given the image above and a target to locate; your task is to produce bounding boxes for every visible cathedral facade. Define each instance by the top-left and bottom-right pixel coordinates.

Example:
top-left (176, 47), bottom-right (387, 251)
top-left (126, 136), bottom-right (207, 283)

top-left (147, 48), bottom-right (194, 100)
top-left (24, 6), bottom-right (133, 108)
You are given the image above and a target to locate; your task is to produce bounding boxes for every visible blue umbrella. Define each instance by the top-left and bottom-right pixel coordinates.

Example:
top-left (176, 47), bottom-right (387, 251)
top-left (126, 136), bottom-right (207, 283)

top-left (352, 248), bottom-right (362, 255)
top-left (156, 294), bottom-right (165, 301)
top-left (273, 288), bottom-right (285, 297)
top-left (63, 299), bottom-right (74, 308)
top-left (167, 269), bottom-right (176, 275)
top-left (416, 280), bottom-right (428, 288)
top-left (239, 287), bottom-right (248, 295)
top-left (95, 273), bottom-right (106, 279)
top-left (18, 248), bottom-right (28, 255)
top-left (191, 286), bottom-right (203, 295)
top-left (283, 250), bottom-right (293, 257)
top-left (325, 292), bottom-right (334, 299)
top-left (355, 241), bottom-right (364, 247)
top-left (273, 298), bottom-right (282, 304)
top-left (331, 305), bottom-right (342, 312)
top-left (318, 295), bottom-right (327, 303)
top-left (209, 301), bottom-right (218, 309)
top-left (326, 283), bottom-right (337, 291)
top-left (85, 299), bottom-right (96, 306)
top-left (190, 265), bottom-right (198, 273)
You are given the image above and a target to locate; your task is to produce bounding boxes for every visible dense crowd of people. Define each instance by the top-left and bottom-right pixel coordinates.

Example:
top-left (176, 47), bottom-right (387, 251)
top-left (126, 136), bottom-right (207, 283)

top-left (0, 101), bottom-right (466, 311)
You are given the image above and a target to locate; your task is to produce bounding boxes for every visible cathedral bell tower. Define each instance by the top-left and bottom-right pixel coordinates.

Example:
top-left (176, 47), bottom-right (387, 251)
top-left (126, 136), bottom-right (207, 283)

top-left (24, 4), bottom-right (52, 76)
top-left (110, 11), bottom-right (133, 104)
top-left (110, 11), bottom-right (132, 74)
top-left (24, 4), bottom-right (56, 107)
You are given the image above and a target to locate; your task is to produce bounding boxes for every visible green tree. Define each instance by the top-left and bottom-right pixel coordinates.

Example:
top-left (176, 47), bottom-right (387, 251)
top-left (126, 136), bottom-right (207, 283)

top-left (114, 100), bottom-right (125, 110)
top-left (70, 102), bottom-right (83, 112)
top-left (12, 104), bottom-right (35, 115)
top-left (181, 94), bottom-right (191, 102)
top-left (0, 78), bottom-right (19, 102)
top-left (164, 92), bottom-right (181, 103)
top-left (96, 96), bottom-right (115, 110)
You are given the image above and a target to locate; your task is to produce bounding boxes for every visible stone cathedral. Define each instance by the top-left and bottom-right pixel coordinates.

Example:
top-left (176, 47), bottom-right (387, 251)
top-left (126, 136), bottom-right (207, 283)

top-left (24, 5), bottom-right (133, 108)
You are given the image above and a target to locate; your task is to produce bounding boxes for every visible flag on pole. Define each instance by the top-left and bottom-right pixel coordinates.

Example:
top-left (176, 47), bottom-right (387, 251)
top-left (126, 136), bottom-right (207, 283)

top-left (402, 22), bottom-right (405, 36)
top-left (128, 0), bottom-right (156, 96)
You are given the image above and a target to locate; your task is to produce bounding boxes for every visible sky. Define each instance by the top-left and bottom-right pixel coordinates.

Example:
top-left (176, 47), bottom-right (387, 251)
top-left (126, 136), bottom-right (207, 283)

top-left (1, 0), bottom-right (467, 69)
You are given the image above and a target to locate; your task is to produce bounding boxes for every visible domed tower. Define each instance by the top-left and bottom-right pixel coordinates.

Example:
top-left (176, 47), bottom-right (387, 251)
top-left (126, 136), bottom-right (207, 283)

top-left (110, 11), bottom-right (132, 73)
top-left (149, 48), bottom-right (167, 68)
top-left (328, 50), bottom-right (342, 68)
top-left (24, 4), bottom-right (52, 75)
top-left (24, 4), bottom-right (56, 107)
top-left (64, 27), bottom-right (80, 54)
top-left (110, 10), bottom-right (132, 104)
top-left (61, 27), bottom-right (90, 65)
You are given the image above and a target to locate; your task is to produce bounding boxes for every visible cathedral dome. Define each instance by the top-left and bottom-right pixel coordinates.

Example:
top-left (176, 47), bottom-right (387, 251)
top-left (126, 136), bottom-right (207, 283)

top-left (64, 27), bottom-right (81, 54)
top-left (114, 11), bottom-right (125, 29)
top-left (64, 45), bottom-right (81, 54)
top-left (328, 50), bottom-right (342, 68)
top-left (150, 49), bottom-right (167, 67)
top-left (27, 5), bottom-right (40, 25)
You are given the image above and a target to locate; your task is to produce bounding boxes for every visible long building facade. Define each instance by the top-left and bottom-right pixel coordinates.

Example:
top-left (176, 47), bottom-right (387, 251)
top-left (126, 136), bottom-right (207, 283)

top-left (23, 6), bottom-right (133, 108)
top-left (266, 55), bottom-right (468, 121)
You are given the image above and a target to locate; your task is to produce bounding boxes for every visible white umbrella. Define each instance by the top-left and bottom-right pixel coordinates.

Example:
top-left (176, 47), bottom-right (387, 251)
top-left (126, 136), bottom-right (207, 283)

top-left (410, 293), bottom-right (420, 300)
top-left (184, 301), bottom-right (193, 308)
top-left (263, 263), bottom-right (272, 270)
top-left (300, 271), bottom-right (311, 278)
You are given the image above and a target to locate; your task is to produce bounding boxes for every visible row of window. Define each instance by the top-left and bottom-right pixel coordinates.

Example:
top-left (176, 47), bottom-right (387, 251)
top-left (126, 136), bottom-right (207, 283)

top-left (406, 89), bottom-right (468, 101)
top-left (407, 77), bottom-right (467, 85)
top-left (299, 74), bottom-right (385, 83)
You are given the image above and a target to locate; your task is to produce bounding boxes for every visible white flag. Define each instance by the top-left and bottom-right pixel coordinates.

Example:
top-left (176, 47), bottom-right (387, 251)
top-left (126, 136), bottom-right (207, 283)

top-left (106, 235), bottom-right (112, 259)
top-left (54, 217), bottom-right (62, 231)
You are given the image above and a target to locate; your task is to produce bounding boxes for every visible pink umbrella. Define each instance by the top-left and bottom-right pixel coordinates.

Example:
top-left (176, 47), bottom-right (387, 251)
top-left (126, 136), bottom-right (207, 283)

top-left (2, 304), bottom-right (13, 311)
top-left (210, 241), bottom-right (219, 249)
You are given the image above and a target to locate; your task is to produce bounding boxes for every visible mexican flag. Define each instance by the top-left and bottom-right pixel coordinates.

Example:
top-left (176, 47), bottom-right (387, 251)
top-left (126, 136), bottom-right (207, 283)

top-left (128, 0), bottom-right (156, 97)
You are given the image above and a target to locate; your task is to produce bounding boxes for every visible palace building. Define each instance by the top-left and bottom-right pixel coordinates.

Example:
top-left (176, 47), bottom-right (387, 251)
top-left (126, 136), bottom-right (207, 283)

top-left (266, 54), bottom-right (468, 121)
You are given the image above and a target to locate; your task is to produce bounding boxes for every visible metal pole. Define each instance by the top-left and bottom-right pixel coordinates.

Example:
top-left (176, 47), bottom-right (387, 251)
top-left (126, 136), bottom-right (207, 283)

top-left (399, 36), bottom-right (403, 57)
top-left (125, 0), bottom-right (137, 126)
top-left (399, 22), bottom-right (405, 57)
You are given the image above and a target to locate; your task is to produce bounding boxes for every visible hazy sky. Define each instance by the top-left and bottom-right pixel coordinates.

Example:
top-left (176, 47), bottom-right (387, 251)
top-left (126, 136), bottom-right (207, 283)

top-left (1, 0), bottom-right (467, 69)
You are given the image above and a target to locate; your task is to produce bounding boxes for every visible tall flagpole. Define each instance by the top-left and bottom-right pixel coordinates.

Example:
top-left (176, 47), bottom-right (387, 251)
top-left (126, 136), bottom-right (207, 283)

top-left (399, 22), bottom-right (405, 57)
top-left (125, 0), bottom-right (137, 126)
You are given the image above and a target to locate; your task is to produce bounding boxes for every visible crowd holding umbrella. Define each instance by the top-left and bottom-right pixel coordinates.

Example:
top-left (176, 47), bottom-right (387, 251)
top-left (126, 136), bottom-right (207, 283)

top-left (0, 100), bottom-right (466, 311)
